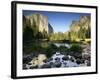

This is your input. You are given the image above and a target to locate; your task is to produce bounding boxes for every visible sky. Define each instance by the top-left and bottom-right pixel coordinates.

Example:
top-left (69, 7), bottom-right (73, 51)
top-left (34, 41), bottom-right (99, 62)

top-left (23, 10), bottom-right (90, 33)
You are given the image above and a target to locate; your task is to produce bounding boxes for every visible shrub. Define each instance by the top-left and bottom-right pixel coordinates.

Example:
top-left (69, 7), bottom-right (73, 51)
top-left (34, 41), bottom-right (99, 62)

top-left (69, 44), bottom-right (83, 58)
top-left (44, 44), bottom-right (58, 58)
top-left (69, 44), bottom-right (83, 53)
top-left (45, 46), bottom-right (55, 58)
top-left (58, 46), bottom-right (69, 54)
top-left (50, 44), bottom-right (58, 50)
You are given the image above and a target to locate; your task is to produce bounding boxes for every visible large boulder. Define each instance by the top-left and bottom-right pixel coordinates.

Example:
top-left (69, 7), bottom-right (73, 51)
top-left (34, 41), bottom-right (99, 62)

top-left (54, 61), bottom-right (62, 68)
top-left (41, 63), bottom-right (51, 68)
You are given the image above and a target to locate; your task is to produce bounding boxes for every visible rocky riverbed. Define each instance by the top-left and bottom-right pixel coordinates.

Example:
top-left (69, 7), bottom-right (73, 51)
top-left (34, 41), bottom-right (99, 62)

top-left (23, 44), bottom-right (91, 70)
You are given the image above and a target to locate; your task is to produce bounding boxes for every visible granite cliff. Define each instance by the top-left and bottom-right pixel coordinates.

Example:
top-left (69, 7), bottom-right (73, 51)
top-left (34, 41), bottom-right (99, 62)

top-left (23, 13), bottom-right (53, 34)
top-left (69, 15), bottom-right (91, 41)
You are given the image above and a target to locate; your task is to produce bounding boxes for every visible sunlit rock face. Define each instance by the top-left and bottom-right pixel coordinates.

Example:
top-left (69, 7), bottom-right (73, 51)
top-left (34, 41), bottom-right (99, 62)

top-left (70, 16), bottom-right (91, 32)
top-left (79, 16), bottom-right (91, 29)
top-left (70, 21), bottom-right (80, 32)
top-left (69, 15), bottom-right (91, 41)
top-left (24, 13), bottom-right (53, 34)
top-left (26, 13), bottom-right (48, 33)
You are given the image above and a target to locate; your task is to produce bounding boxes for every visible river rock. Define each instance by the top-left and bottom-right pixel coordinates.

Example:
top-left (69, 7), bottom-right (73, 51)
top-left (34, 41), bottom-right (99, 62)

top-left (54, 61), bottom-right (62, 68)
top-left (41, 63), bottom-right (51, 68)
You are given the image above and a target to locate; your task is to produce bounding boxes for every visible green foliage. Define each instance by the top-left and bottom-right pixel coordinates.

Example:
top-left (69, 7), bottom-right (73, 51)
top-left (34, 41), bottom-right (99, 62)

top-left (23, 41), bottom-right (58, 58)
top-left (49, 32), bottom-right (67, 41)
top-left (23, 42), bottom-right (43, 54)
top-left (42, 29), bottom-right (48, 39)
top-left (78, 27), bottom-right (86, 40)
top-left (58, 46), bottom-right (69, 54)
top-left (69, 44), bottom-right (83, 53)
top-left (23, 26), bottom-right (33, 43)
top-left (45, 44), bottom-right (57, 57)
top-left (36, 32), bottom-right (43, 39)
top-left (86, 26), bottom-right (91, 38)
top-left (50, 44), bottom-right (58, 50)
top-left (45, 46), bottom-right (54, 58)
top-left (69, 44), bottom-right (83, 58)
